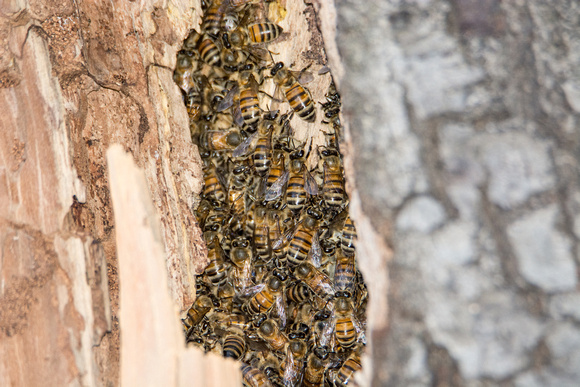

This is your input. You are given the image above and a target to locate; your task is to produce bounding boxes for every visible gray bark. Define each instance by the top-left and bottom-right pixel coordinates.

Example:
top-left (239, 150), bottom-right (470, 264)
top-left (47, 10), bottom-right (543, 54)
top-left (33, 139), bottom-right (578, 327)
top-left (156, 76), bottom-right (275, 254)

top-left (334, 0), bottom-right (580, 385)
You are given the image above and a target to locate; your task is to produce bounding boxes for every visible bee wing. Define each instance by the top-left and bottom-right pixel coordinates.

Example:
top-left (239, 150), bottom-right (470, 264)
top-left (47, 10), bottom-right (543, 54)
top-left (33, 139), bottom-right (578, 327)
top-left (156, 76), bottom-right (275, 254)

top-left (216, 83), bottom-right (239, 112)
top-left (265, 171), bottom-right (289, 201)
top-left (216, 166), bottom-right (230, 194)
top-left (318, 65), bottom-right (330, 75)
top-left (275, 293), bottom-right (287, 329)
top-left (239, 258), bottom-right (253, 293)
top-left (304, 169), bottom-right (319, 196)
top-left (239, 283), bottom-right (265, 298)
top-left (308, 231), bottom-right (322, 268)
top-left (248, 74), bottom-right (260, 94)
top-left (352, 315), bottom-right (367, 345)
top-left (254, 176), bottom-right (267, 200)
top-left (297, 71), bottom-right (314, 84)
top-left (327, 206), bottom-right (349, 239)
top-left (282, 349), bottom-right (297, 385)
top-left (233, 103), bottom-right (244, 127)
top-left (272, 219), bottom-right (302, 250)
top-left (319, 277), bottom-right (336, 298)
top-left (233, 131), bottom-right (258, 157)
top-left (319, 317), bottom-right (335, 348)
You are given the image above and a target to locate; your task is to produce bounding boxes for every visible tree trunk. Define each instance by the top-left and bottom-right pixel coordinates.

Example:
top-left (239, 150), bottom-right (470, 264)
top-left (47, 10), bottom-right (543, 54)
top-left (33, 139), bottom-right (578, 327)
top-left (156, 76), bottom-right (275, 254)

top-left (333, 0), bottom-right (580, 385)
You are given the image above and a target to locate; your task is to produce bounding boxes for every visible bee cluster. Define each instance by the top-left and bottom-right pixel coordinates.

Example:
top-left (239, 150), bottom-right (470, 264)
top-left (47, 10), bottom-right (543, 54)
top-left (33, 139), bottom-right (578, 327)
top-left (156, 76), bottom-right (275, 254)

top-left (173, 1), bottom-right (367, 386)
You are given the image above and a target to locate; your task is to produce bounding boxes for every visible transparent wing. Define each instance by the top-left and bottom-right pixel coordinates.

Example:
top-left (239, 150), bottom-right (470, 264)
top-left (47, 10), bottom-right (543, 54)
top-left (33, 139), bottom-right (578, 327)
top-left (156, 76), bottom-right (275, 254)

top-left (265, 171), bottom-right (289, 201)
top-left (238, 283), bottom-right (265, 298)
top-left (318, 65), bottom-right (330, 75)
top-left (275, 293), bottom-right (287, 329)
top-left (272, 219), bottom-right (302, 250)
top-left (304, 169), bottom-right (319, 196)
top-left (233, 131), bottom-right (258, 157)
top-left (319, 317), bottom-right (335, 348)
top-left (308, 231), bottom-right (322, 268)
top-left (216, 83), bottom-right (239, 112)
top-left (282, 349), bottom-right (297, 387)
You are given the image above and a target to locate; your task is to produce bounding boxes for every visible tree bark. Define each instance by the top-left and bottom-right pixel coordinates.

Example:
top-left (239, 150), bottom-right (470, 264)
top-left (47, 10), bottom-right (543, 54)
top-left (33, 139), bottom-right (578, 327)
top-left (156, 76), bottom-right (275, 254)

top-left (332, 0), bottom-right (580, 385)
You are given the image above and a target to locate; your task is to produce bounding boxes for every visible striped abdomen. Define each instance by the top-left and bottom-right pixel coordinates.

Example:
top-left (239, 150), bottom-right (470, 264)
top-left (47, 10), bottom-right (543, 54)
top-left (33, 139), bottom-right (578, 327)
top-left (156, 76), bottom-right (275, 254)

top-left (198, 36), bottom-right (221, 67)
top-left (341, 215), bottom-right (356, 255)
top-left (335, 316), bottom-right (356, 350)
top-left (247, 288), bottom-right (276, 314)
top-left (253, 136), bottom-right (271, 175)
top-left (241, 363), bottom-right (271, 387)
top-left (185, 90), bottom-right (202, 121)
top-left (335, 353), bottom-right (362, 386)
top-left (203, 172), bottom-right (225, 202)
top-left (286, 281), bottom-right (311, 304)
top-left (240, 88), bottom-right (260, 127)
top-left (206, 243), bottom-right (227, 286)
top-left (222, 333), bottom-right (246, 360)
top-left (253, 224), bottom-right (269, 257)
top-left (247, 23), bottom-right (283, 44)
top-left (201, 4), bottom-right (223, 35)
top-left (334, 254), bottom-right (356, 295)
top-left (287, 226), bottom-right (314, 267)
top-left (284, 82), bottom-right (315, 122)
top-left (286, 174), bottom-right (306, 212)
top-left (323, 169), bottom-right (345, 208)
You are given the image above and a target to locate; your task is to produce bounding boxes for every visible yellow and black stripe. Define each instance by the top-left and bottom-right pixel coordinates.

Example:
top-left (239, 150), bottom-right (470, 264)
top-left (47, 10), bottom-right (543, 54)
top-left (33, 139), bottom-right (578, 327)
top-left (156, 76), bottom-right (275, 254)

top-left (248, 23), bottom-right (283, 44)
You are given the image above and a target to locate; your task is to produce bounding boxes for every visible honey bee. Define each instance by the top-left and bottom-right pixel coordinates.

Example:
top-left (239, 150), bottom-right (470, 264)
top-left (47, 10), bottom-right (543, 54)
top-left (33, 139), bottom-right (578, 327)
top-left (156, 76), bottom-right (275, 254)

top-left (264, 149), bottom-right (287, 201)
top-left (230, 236), bottom-right (253, 291)
top-left (333, 250), bottom-right (356, 297)
top-left (271, 62), bottom-right (316, 123)
top-left (204, 233), bottom-right (228, 286)
top-left (303, 351), bottom-right (326, 387)
top-left (252, 205), bottom-right (270, 258)
top-left (182, 29), bottom-right (201, 52)
top-left (202, 157), bottom-right (227, 202)
top-left (200, 128), bottom-right (243, 151)
top-left (222, 327), bottom-right (247, 360)
top-left (185, 86), bottom-right (203, 122)
top-left (288, 302), bottom-right (313, 340)
top-left (244, 275), bottom-right (283, 315)
top-left (182, 295), bottom-right (213, 332)
top-left (333, 296), bottom-right (362, 351)
top-left (247, 22), bottom-right (283, 44)
top-left (257, 318), bottom-right (288, 352)
top-left (241, 363), bottom-right (273, 387)
top-left (285, 280), bottom-right (312, 305)
top-left (212, 311), bottom-right (250, 331)
top-left (201, 0), bottom-right (226, 35)
top-left (216, 281), bottom-right (236, 313)
top-left (286, 208), bottom-right (322, 267)
top-left (258, 352), bottom-right (284, 387)
top-left (281, 340), bottom-right (307, 387)
top-left (239, 70), bottom-right (262, 127)
top-left (233, 118), bottom-right (274, 175)
top-left (198, 34), bottom-right (222, 67)
top-left (319, 147), bottom-right (346, 209)
top-left (252, 120), bottom-right (275, 175)
top-left (331, 344), bottom-right (363, 387)
top-left (294, 262), bottom-right (335, 300)
top-left (173, 51), bottom-right (197, 94)
top-left (341, 214), bottom-right (357, 256)
top-left (318, 238), bottom-right (337, 276)
top-left (222, 11), bottom-right (239, 32)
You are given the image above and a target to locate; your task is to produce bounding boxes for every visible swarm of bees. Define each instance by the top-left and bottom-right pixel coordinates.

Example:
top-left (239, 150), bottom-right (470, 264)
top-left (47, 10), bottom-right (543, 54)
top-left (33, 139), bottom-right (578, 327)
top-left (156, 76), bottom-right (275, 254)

top-left (174, 1), bottom-right (367, 386)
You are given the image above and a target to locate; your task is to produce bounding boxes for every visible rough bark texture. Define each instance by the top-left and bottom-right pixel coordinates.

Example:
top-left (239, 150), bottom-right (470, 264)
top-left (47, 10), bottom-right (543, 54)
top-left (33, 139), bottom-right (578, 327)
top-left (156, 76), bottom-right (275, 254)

top-left (333, 0), bottom-right (580, 385)
top-left (1, 0), bottom-right (206, 385)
